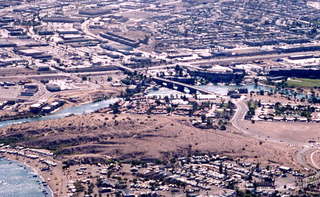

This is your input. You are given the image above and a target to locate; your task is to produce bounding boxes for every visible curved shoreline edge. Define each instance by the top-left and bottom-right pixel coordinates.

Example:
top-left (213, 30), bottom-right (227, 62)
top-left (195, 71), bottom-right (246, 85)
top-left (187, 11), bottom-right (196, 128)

top-left (0, 157), bottom-right (54, 197)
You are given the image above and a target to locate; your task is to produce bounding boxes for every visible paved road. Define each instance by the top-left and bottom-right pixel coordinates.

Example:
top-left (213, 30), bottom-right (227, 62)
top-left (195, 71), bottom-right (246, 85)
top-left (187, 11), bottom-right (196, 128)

top-left (231, 98), bottom-right (320, 170)
top-left (310, 150), bottom-right (320, 169)
top-left (152, 76), bottom-right (214, 95)
top-left (0, 70), bottom-right (120, 80)
top-left (187, 51), bottom-right (320, 65)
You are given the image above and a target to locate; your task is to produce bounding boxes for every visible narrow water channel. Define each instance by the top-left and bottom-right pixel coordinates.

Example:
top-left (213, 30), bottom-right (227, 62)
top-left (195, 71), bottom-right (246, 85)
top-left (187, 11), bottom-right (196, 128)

top-left (0, 98), bottom-right (120, 128)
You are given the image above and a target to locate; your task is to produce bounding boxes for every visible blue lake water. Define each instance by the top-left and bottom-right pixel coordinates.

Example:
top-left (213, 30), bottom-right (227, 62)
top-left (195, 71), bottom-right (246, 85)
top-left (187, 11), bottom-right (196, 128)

top-left (198, 84), bottom-right (273, 95)
top-left (146, 87), bottom-right (184, 96)
top-left (0, 98), bottom-right (119, 128)
top-left (149, 83), bottom-right (313, 100)
top-left (200, 84), bottom-right (313, 99)
top-left (147, 84), bottom-right (273, 96)
top-left (0, 158), bottom-right (51, 197)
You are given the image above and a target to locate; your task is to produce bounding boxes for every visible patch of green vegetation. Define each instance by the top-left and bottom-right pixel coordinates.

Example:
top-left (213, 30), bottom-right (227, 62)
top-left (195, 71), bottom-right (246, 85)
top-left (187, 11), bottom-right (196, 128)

top-left (245, 100), bottom-right (261, 119)
top-left (236, 190), bottom-right (259, 197)
top-left (74, 181), bottom-right (85, 192)
top-left (274, 102), bottom-right (314, 119)
top-left (286, 78), bottom-right (320, 88)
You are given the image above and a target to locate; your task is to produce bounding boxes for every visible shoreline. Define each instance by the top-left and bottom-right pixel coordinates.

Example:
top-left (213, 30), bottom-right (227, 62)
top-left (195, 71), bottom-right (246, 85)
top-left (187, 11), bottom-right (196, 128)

top-left (15, 158), bottom-right (54, 197)
top-left (0, 97), bottom-right (120, 129)
top-left (0, 113), bottom-right (41, 122)
top-left (0, 156), bottom-right (54, 197)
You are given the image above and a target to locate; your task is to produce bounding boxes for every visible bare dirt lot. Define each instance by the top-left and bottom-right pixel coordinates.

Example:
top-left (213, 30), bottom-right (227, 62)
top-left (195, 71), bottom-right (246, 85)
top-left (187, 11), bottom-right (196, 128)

top-left (240, 121), bottom-right (320, 144)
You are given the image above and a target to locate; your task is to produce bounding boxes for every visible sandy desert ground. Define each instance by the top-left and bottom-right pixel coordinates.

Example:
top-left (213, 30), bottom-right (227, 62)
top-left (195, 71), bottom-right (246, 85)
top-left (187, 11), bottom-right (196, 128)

top-left (0, 113), bottom-right (300, 170)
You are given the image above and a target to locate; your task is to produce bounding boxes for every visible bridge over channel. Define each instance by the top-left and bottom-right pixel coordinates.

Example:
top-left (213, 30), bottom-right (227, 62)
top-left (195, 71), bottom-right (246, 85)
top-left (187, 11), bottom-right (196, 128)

top-left (151, 77), bottom-right (213, 95)
top-left (116, 65), bottom-right (215, 95)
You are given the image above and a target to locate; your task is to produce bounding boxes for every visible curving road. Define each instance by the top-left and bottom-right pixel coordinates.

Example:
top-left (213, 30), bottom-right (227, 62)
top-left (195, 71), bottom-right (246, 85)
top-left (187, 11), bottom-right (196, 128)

top-left (231, 98), bottom-right (320, 170)
top-left (310, 150), bottom-right (320, 169)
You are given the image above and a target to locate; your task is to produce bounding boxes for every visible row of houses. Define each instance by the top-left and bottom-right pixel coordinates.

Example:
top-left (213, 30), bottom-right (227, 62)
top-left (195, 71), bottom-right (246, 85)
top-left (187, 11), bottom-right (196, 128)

top-left (253, 102), bottom-right (320, 122)
top-left (29, 100), bottom-right (64, 114)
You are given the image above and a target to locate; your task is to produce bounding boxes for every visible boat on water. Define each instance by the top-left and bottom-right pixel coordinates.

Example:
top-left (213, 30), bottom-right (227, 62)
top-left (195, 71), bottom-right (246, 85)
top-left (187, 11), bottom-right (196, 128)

top-left (65, 113), bottom-right (75, 117)
top-left (30, 172), bottom-right (38, 178)
top-left (42, 189), bottom-right (48, 195)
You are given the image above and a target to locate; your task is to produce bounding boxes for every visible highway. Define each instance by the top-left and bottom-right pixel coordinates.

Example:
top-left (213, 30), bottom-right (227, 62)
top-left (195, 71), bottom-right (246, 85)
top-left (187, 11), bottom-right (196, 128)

top-left (124, 51), bottom-right (320, 76)
top-left (187, 51), bottom-right (320, 66)
top-left (0, 70), bottom-right (120, 80)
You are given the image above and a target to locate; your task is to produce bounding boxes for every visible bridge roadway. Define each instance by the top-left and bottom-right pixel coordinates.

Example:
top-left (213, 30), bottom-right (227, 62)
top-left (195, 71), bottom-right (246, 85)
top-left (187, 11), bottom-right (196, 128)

top-left (116, 65), bottom-right (216, 95)
top-left (151, 76), bottom-right (213, 95)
